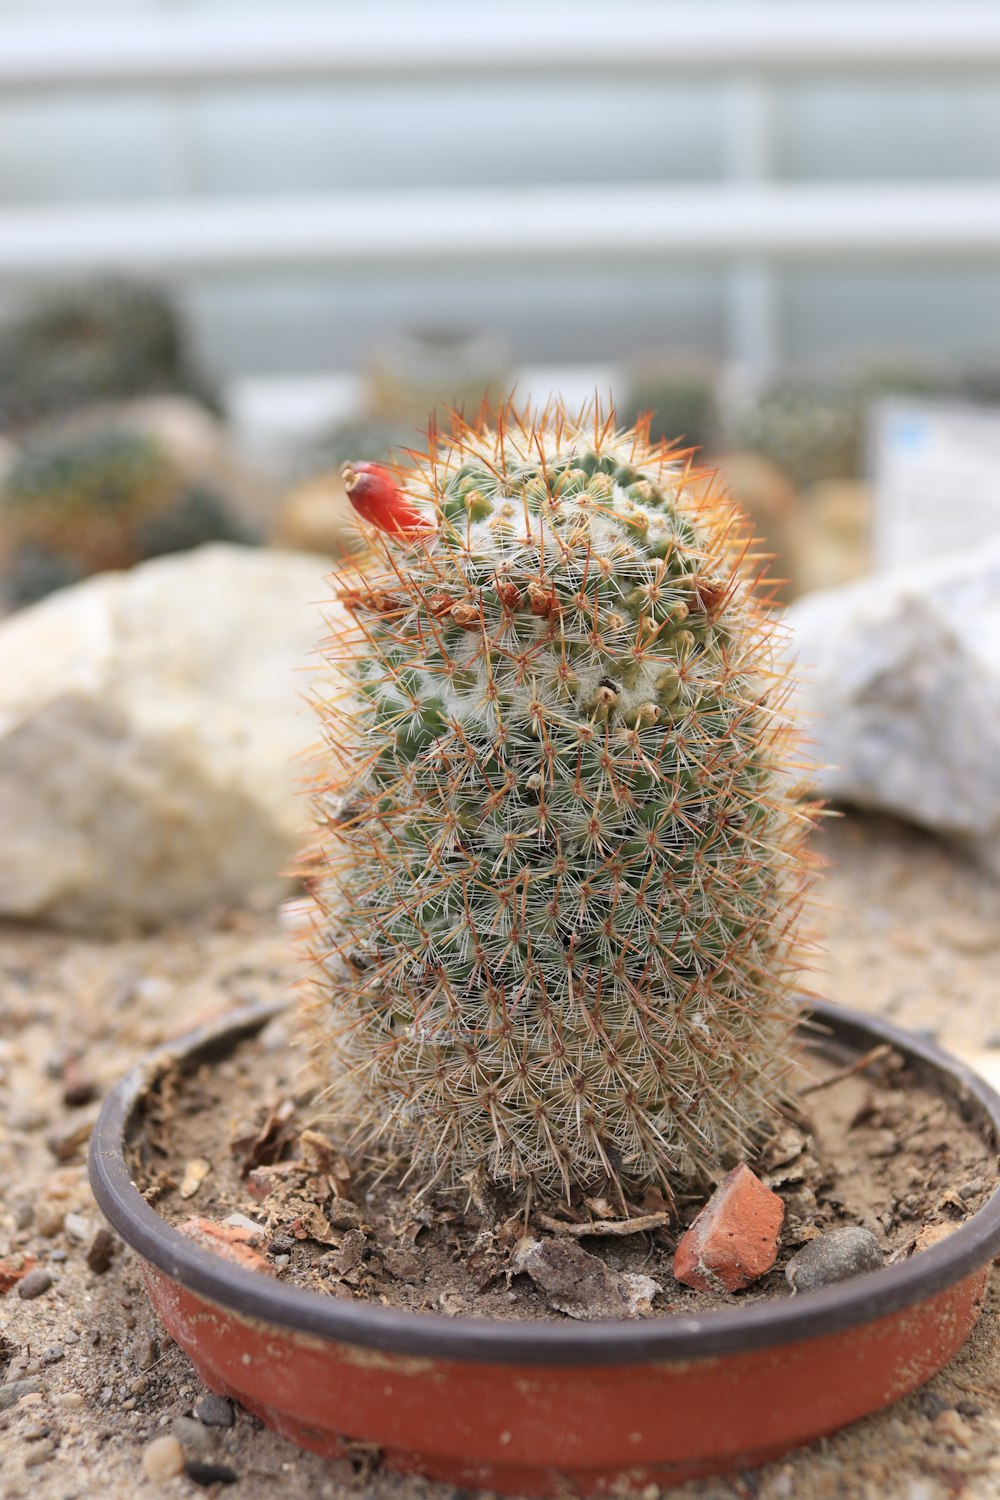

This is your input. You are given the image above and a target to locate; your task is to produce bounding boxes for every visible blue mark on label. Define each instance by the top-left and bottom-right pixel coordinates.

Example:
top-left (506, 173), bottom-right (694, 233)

top-left (889, 415), bottom-right (929, 453)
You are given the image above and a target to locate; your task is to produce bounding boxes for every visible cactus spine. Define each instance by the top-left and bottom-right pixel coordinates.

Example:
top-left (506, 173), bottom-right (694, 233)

top-left (304, 401), bottom-right (814, 1205)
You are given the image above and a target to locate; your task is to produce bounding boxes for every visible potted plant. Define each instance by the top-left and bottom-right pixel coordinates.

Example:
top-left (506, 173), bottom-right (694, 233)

top-left (90, 401), bottom-right (1000, 1495)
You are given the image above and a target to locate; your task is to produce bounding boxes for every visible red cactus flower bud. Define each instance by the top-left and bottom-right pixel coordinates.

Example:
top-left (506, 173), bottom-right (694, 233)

top-left (341, 462), bottom-right (431, 539)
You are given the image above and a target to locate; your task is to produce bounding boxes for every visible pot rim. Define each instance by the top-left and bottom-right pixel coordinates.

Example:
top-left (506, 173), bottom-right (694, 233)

top-left (89, 998), bottom-right (1000, 1367)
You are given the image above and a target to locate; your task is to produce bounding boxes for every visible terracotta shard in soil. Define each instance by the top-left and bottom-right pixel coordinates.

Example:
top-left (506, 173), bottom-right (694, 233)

top-left (0, 1254), bottom-right (37, 1295)
top-left (673, 1163), bottom-right (784, 1293)
top-left (178, 1217), bottom-right (274, 1276)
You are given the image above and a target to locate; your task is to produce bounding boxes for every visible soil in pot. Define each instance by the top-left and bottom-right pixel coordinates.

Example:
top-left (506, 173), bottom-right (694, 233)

top-left (128, 1010), bottom-right (997, 1322)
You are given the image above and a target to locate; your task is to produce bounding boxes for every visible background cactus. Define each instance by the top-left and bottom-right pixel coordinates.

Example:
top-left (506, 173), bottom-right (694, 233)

top-left (0, 420), bottom-right (250, 607)
top-left (618, 355), bottom-right (721, 456)
top-left (0, 276), bottom-right (221, 432)
top-left (303, 402), bottom-right (815, 1205)
top-left (729, 362), bottom-right (943, 487)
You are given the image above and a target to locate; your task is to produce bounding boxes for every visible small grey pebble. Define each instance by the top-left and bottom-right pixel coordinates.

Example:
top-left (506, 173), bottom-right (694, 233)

top-left (172, 1416), bottom-right (215, 1454)
top-left (272, 1254), bottom-right (290, 1269)
top-left (0, 1380), bottom-right (43, 1413)
top-left (43, 1347), bottom-right (64, 1365)
top-left (921, 1391), bottom-right (949, 1419)
top-left (63, 1213), bottom-right (90, 1243)
top-left (785, 1227), bottom-right (883, 1294)
top-left (17, 1269), bottom-right (54, 1301)
top-left (192, 1395), bottom-right (235, 1428)
top-left (956, 1399), bottom-right (983, 1417)
top-left (45, 1049), bottom-right (70, 1080)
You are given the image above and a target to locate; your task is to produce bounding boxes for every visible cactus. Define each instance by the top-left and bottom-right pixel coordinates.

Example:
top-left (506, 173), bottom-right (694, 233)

top-left (730, 362), bottom-right (944, 487)
top-left (303, 402), bottom-right (814, 1206)
top-left (0, 421), bottom-right (249, 606)
top-left (619, 357), bottom-right (720, 456)
top-left (0, 276), bottom-right (221, 431)
top-left (729, 378), bottom-right (860, 488)
top-left (135, 484), bottom-right (251, 560)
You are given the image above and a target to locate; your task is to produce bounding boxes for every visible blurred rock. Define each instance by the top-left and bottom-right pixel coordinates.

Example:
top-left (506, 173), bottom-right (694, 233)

top-left (789, 480), bottom-right (871, 597)
top-left (787, 542), bottom-right (1000, 874)
top-left (709, 450), bottom-right (799, 599)
top-left (273, 417), bottom-right (422, 557)
top-left (103, 394), bottom-right (273, 529)
top-left (271, 470), bottom-right (359, 558)
top-left (0, 544), bottom-right (335, 929)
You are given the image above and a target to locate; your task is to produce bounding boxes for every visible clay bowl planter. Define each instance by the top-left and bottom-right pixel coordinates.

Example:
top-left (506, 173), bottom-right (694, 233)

top-left (89, 999), bottom-right (1000, 1497)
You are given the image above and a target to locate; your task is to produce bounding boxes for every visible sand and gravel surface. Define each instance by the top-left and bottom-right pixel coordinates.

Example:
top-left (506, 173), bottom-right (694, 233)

top-left (3, 810), bottom-right (1000, 1500)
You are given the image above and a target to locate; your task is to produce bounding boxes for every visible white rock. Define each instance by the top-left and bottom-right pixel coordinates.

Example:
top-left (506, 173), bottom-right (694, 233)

top-left (786, 542), bottom-right (1000, 873)
top-left (0, 544), bottom-right (337, 929)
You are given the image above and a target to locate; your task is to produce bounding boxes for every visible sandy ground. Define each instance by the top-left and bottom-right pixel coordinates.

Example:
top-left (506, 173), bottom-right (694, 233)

top-left (2, 810), bottom-right (1000, 1500)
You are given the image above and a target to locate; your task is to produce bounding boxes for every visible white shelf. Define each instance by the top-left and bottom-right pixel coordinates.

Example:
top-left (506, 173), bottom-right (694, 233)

top-left (4, 7), bottom-right (1000, 89)
top-left (5, 185), bottom-right (1000, 277)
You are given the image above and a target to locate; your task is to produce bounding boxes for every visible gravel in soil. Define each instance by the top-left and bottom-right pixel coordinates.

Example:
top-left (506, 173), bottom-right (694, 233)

top-left (3, 812), bottom-right (1000, 1499)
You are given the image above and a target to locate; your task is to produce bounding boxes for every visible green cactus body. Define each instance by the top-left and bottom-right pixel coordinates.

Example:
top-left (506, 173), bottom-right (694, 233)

top-left (2, 427), bottom-right (174, 575)
top-left (0, 276), bottom-right (221, 431)
top-left (1, 421), bottom-right (249, 605)
top-left (619, 357), bottom-right (720, 455)
top-left (306, 404), bottom-right (813, 1204)
top-left (732, 363), bottom-right (945, 487)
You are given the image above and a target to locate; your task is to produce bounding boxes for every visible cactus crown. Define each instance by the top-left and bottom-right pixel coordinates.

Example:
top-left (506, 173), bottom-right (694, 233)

top-left (304, 401), bottom-right (814, 1205)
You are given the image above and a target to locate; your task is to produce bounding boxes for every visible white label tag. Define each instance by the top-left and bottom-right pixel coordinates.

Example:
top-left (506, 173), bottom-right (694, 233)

top-left (871, 397), bottom-right (1000, 571)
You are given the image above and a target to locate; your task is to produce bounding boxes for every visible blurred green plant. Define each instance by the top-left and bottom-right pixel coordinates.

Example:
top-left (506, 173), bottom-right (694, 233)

top-left (728, 362), bottom-right (948, 487)
top-left (618, 357), bottom-right (721, 456)
top-left (0, 277), bottom-right (222, 432)
top-left (0, 421), bottom-right (251, 607)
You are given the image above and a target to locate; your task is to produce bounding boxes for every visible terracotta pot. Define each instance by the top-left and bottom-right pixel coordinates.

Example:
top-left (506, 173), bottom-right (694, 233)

top-left (89, 1001), bottom-right (1000, 1496)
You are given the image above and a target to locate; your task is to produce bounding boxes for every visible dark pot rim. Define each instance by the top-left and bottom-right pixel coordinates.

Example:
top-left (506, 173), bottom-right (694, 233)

top-left (89, 998), bottom-right (1000, 1368)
